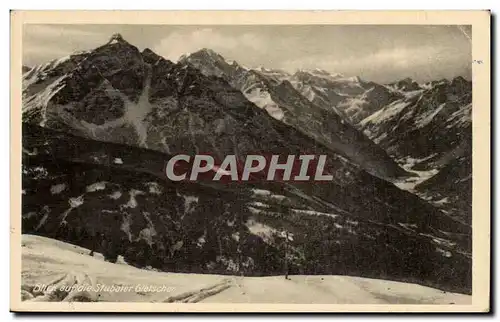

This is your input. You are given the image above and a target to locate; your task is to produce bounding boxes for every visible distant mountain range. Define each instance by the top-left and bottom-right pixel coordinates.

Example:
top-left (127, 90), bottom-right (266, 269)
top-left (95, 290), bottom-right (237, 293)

top-left (21, 34), bottom-right (472, 293)
top-left (180, 47), bottom-right (472, 223)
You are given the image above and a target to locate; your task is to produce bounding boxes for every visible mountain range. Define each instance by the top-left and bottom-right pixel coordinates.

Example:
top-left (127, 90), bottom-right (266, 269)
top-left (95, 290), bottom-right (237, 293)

top-left (180, 46), bottom-right (472, 223)
top-left (21, 34), bottom-right (472, 294)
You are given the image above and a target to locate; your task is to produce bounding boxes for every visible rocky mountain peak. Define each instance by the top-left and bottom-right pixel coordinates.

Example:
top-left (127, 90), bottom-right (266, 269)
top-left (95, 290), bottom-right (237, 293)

top-left (450, 76), bottom-right (472, 96)
top-left (310, 68), bottom-right (331, 75)
top-left (93, 33), bottom-right (141, 63)
top-left (189, 48), bottom-right (226, 62)
top-left (308, 68), bottom-right (344, 79)
top-left (141, 48), bottom-right (165, 63)
top-left (345, 75), bottom-right (362, 83)
top-left (107, 33), bottom-right (127, 45)
top-left (451, 75), bottom-right (470, 87)
top-left (292, 69), bottom-right (360, 85)
top-left (391, 77), bottom-right (421, 91)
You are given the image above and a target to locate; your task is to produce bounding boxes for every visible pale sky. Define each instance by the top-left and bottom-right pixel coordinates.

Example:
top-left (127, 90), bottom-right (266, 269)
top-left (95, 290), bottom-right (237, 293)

top-left (22, 24), bottom-right (472, 83)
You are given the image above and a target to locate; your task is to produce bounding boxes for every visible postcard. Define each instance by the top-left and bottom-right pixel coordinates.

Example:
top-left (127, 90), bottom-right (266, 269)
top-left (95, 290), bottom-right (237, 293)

top-left (10, 10), bottom-right (490, 312)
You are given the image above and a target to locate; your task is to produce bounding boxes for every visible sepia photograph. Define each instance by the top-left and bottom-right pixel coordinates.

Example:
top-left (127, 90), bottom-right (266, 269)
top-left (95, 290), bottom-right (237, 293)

top-left (10, 10), bottom-right (490, 312)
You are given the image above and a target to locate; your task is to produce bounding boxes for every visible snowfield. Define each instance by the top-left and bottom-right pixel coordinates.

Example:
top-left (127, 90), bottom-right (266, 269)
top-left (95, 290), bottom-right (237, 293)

top-left (20, 235), bottom-right (471, 304)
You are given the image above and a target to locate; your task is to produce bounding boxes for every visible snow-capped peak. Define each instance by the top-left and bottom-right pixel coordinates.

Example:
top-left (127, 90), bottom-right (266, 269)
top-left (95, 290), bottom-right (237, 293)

top-left (309, 68), bottom-right (344, 79)
top-left (255, 66), bottom-right (270, 72)
top-left (342, 76), bottom-right (362, 83)
top-left (183, 48), bottom-right (229, 65)
top-left (107, 33), bottom-right (127, 45)
top-left (294, 68), bottom-right (347, 81)
top-left (313, 68), bottom-right (329, 74)
top-left (198, 48), bottom-right (223, 59)
top-left (330, 73), bottom-right (345, 79)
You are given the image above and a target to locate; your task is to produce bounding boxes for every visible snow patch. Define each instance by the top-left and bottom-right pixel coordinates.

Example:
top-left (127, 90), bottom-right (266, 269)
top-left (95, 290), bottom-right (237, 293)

top-left (32, 166), bottom-right (48, 179)
top-left (60, 195), bottom-right (84, 223)
top-left (373, 132), bottom-right (387, 144)
top-left (69, 195), bottom-right (84, 208)
top-left (270, 194), bottom-right (288, 201)
top-left (291, 209), bottom-right (339, 219)
top-left (398, 222), bottom-right (418, 230)
top-left (248, 201), bottom-right (270, 208)
top-left (108, 191), bottom-right (122, 200)
top-left (398, 154), bottom-right (438, 170)
top-left (35, 206), bottom-right (51, 231)
top-left (123, 66), bottom-right (153, 147)
top-left (197, 231), bottom-right (207, 247)
top-left (436, 247), bottom-right (453, 258)
top-left (138, 227), bottom-right (156, 246)
top-left (446, 103), bottom-right (472, 129)
top-left (244, 88), bottom-right (284, 120)
top-left (64, 65), bottom-right (153, 148)
top-left (278, 230), bottom-right (294, 241)
top-left (252, 189), bottom-right (271, 197)
top-left (50, 183), bottom-right (66, 195)
top-left (145, 182), bottom-right (162, 195)
top-left (22, 147), bottom-right (38, 156)
top-left (178, 194), bottom-right (198, 214)
top-left (246, 220), bottom-right (278, 243)
top-left (52, 55), bottom-right (71, 69)
top-left (122, 189), bottom-right (145, 209)
top-left (121, 214), bottom-right (132, 241)
top-left (247, 206), bottom-right (262, 215)
top-left (393, 160), bottom-right (439, 191)
top-left (360, 99), bottom-right (410, 126)
top-left (86, 182), bottom-right (107, 192)
top-left (420, 233), bottom-right (456, 248)
top-left (415, 103), bottom-right (445, 128)
top-left (397, 169), bottom-right (439, 188)
top-left (434, 197), bottom-right (450, 206)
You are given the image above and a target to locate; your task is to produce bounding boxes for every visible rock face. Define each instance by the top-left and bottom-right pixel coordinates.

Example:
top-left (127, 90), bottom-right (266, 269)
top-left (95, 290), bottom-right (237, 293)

top-left (22, 35), bottom-right (472, 294)
top-left (388, 77), bottom-right (422, 92)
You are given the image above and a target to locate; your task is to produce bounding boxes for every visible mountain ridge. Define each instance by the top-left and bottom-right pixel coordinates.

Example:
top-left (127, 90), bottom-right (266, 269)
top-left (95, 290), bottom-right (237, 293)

top-left (181, 48), bottom-right (414, 181)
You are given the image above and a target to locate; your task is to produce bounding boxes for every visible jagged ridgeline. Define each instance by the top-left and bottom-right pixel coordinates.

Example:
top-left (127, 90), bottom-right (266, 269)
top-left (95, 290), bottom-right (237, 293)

top-left (22, 34), bottom-right (471, 293)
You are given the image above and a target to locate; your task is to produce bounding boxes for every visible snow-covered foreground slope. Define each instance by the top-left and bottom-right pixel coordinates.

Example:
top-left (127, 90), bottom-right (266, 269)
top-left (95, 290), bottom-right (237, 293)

top-left (21, 235), bottom-right (470, 304)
